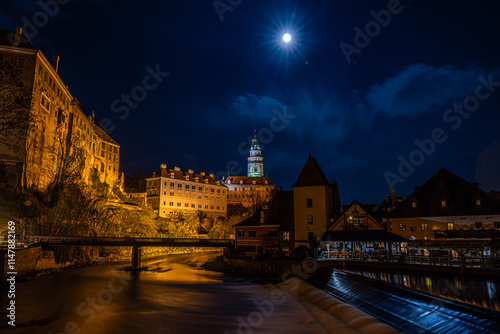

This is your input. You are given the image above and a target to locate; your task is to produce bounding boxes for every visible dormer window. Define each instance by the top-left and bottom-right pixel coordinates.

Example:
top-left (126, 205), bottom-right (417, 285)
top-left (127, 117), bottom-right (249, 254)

top-left (185, 175), bottom-right (189, 181)
top-left (441, 200), bottom-right (447, 207)
top-left (170, 173), bottom-right (175, 178)
top-left (252, 180), bottom-right (256, 185)
top-left (411, 202), bottom-right (417, 208)
top-left (240, 180), bottom-right (244, 184)
top-left (476, 199), bottom-right (481, 206)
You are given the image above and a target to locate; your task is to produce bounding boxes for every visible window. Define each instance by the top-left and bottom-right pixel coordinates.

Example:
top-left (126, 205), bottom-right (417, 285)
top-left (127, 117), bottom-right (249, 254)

top-left (185, 203), bottom-right (189, 207)
top-left (170, 192), bottom-right (174, 196)
top-left (101, 150), bottom-right (105, 157)
top-left (192, 186), bottom-right (196, 190)
top-left (307, 198), bottom-right (313, 208)
top-left (283, 232), bottom-right (290, 241)
top-left (249, 230), bottom-right (256, 238)
top-left (441, 200), bottom-right (447, 207)
top-left (177, 203), bottom-right (181, 207)
top-left (169, 202), bottom-right (174, 206)
top-left (178, 184), bottom-right (182, 188)
top-left (447, 222), bottom-right (454, 230)
top-left (211, 188), bottom-right (215, 193)
top-left (163, 201), bottom-right (166, 205)
top-left (238, 230), bottom-right (244, 238)
top-left (211, 206), bottom-right (214, 210)
top-left (198, 187), bottom-right (203, 191)
top-left (170, 182), bottom-right (175, 187)
top-left (217, 206), bottom-right (220, 210)
top-left (185, 185), bottom-right (189, 189)
top-left (191, 204), bottom-right (195, 208)
top-left (205, 205), bottom-right (208, 209)
top-left (475, 222), bottom-right (482, 228)
top-left (476, 199), bottom-right (481, 206)
top-left (163, 191), bottom-right (166, 195)
top-left (410, 226), bottom-right (415, 232)
top-left (399, 223), bottom-right (406, 231)
top-left (412, 202), bottom-right (417, 208)
top-left (307, 215), bottom-right (313, 225)
top-left (198, 205), bottom-right (202, 209)
top-left (421, 223), bottom-right (428, 231)
top-left (41, 93), bottom-right (51, 111)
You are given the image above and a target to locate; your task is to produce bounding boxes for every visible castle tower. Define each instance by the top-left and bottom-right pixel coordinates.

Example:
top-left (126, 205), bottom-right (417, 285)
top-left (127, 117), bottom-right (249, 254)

top-left (247, 130), bottom-right (264, 177)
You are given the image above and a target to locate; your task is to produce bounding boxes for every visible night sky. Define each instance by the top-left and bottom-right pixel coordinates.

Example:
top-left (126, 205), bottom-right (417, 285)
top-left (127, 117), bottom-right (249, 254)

top-left (1, 0), bottom-right (500, 203)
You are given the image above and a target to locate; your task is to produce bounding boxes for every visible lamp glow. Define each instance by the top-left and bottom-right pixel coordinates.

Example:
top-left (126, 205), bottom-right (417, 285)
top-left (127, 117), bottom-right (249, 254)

top-left (282, 33), bottom-right (291, 43)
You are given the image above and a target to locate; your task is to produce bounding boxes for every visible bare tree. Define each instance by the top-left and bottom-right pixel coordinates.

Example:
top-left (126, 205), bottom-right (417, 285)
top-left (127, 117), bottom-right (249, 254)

top-left (0, 56), bottom-right (33, 151)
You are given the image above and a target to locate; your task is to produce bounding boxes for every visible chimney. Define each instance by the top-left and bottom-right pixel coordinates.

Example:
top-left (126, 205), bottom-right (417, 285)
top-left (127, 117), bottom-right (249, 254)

top-left (52, 55), bottom-right (60, 73)
top-left (14, 27), bottom-right (22, 46)
top-left (391, 188), bottom-right (397, 209)
top-left (160, 163), bottom-right (166, 169)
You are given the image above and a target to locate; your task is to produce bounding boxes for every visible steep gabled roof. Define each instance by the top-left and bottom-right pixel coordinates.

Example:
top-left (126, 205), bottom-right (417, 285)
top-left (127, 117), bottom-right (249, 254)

top-left (0, 29), bottom-right (38, 50)
top-left (235, 191), bottom-right (294, 228)
top-left (93, 124), bottom-right (119, 146)
top-left (292, 156), bottom-right (330, 187)
top-left (389, 167), bottom-right (500, 218)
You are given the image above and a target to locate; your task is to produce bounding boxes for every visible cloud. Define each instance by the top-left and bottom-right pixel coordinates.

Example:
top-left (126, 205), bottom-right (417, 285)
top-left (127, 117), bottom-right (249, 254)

top-left (230, 93), bottom-right (286, 120)
top-left (365, 64), bottom-right (490, 118)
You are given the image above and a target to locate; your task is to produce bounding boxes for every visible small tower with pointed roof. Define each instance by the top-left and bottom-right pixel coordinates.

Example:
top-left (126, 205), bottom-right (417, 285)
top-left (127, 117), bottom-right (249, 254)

top-left (292, 155), bottom-right (335, 249)
top-left (247, 129), bottom-right (264, 177)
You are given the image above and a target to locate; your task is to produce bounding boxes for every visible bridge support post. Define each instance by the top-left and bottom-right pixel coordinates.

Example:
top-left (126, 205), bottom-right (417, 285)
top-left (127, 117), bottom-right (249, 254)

top-left (132, 245), bottom-right (142, 270)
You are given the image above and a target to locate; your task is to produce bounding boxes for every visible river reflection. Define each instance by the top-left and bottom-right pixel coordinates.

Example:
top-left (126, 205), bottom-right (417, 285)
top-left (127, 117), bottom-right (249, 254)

top-left (348, 269), bottom-right (500, 311)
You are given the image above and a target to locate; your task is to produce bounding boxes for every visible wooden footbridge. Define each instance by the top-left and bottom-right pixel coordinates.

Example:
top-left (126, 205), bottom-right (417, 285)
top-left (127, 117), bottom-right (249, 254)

top-left (28, 236), bottom-right (234, 269)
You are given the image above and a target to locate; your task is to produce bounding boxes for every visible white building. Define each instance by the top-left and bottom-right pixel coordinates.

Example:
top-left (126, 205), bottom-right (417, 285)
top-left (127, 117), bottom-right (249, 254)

top-left (146, 164), bottom-right (227, 218)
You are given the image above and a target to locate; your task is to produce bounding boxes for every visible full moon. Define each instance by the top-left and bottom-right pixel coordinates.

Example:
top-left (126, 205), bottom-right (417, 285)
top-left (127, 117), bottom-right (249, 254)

top-left (282, 33), bottom-right (292, 43)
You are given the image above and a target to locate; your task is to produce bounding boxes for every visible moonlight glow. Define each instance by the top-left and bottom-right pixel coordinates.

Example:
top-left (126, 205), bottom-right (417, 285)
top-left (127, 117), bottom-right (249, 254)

top-left (283, 33), bottom-right (292, 43)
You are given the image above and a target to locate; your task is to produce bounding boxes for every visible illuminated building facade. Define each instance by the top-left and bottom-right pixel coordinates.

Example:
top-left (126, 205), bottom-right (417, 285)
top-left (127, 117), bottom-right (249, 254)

top-left (146, 164), bottom-right (227, 218)
top-left (247, 131), bottom-right (263, 177)
top-left (223, 131), bottom-right (275, 208)
top-left (0, 28), bottom-right (121, 188)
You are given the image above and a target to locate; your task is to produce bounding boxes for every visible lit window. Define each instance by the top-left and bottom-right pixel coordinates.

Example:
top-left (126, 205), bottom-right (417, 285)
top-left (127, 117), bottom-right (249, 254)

top-left (476, 199), bottom-right (481, 206)
top-left (412, 202), bottom-right (417, 208)
top-left (447, 222), bottom-right (454, 230)
top-left (307, 215), bottom-right (313, 225)
top-left (441, 200), bottom-right (447, 207)
top-left (399, 223), bottom-right (406, 231)
top-left (283, 232), bottom-right (290, 241)
top-left (421, 223), bottom-right (428, 231)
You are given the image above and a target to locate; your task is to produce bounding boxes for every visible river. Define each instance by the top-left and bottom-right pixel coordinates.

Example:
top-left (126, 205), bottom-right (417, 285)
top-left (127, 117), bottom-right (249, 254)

top-left (4, 252), bottom-right (361, 334)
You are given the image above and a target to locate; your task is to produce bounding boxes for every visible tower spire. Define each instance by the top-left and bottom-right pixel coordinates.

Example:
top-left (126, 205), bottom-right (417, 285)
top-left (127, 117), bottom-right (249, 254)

top-left (248, 129), bottom-right (263, 177)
